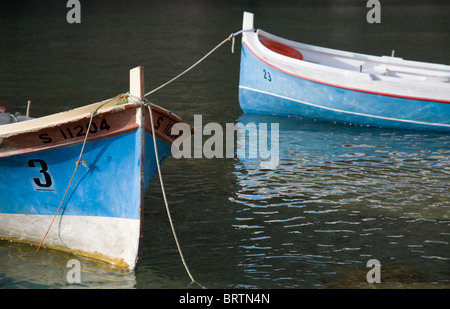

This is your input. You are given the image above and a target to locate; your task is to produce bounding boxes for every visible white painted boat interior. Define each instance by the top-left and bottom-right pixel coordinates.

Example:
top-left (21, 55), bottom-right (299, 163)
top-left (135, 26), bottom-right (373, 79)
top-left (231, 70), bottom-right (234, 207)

top-left (256, 30), bottom-right (450, 84)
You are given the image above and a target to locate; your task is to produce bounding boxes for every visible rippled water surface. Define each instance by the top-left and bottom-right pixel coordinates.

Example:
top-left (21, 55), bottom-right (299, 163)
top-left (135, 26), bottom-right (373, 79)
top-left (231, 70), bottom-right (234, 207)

top-left (1, 0), bottom-right (449, 289)
top-left (231, 115), bottom-right (450, 288)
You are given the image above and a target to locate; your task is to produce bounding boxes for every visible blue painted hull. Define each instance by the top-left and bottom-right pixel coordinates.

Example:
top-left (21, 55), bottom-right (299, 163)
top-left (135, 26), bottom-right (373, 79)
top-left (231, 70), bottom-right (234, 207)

top-left (239, 43), bottom-right (450, 132)
top-left (0, 128), bottom-right (169, 219)
top-left (0, 99), bottom-right (184, 268)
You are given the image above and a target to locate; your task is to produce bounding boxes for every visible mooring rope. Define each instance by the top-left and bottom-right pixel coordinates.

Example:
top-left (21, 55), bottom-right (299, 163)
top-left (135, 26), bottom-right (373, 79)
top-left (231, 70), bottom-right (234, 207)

top-left (134, 97), bottom-right (205, 289)
top-left (36, 30), bottom-right (253, 285)
top-left (36, 96), bottom-right (119, 254)
top-left (36, 111), bottom-right (95, 253)
top-left (144, 29), bottom-right (254, 98)
top-left (139, 30), bottom-right (254, 287)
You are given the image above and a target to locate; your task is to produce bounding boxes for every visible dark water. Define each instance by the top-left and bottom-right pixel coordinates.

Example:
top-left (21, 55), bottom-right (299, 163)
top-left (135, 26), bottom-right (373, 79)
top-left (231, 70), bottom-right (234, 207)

top-left (1, 1), bottom-right (449, 289)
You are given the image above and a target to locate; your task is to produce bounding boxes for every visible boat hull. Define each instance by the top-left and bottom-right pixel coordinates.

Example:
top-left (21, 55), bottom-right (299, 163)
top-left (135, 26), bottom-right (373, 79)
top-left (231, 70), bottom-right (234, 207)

top-left (0, 100), bottom-right (179, 269)
top-left (238, 30), bottom-right (450, 132)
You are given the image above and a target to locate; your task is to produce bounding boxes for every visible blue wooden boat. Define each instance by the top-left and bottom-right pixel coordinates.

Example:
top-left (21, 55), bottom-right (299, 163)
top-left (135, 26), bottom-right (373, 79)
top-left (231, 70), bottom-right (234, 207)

top-left (0, 67), bottom-right (188, 269)
top-left (238, 12), bottom-right (450, 132)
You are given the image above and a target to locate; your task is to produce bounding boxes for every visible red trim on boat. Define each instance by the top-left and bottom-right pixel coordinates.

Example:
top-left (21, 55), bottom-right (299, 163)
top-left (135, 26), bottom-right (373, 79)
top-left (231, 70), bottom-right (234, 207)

top-left (244, 41), bottom-right (450, 104)
top-left (143, 104), bottom-right (193, 146)
top-left (260, 39), bottom-right (303, 60)
top-left (0, 103), bottom-right (192, 158)
top-left (0, 107), bottom-right (139, 158)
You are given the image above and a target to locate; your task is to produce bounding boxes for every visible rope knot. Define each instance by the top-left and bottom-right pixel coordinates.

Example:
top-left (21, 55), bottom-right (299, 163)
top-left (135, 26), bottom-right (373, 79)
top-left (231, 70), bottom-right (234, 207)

top-left (77, 159), bottom-right (88, 167)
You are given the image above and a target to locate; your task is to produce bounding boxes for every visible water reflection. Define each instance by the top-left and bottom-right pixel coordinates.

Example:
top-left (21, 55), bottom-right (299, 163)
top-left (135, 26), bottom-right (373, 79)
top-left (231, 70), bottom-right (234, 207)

top-left (0, 240), bottom-right (136, 288)
top-left (231, 113), bottom-right (450, 288)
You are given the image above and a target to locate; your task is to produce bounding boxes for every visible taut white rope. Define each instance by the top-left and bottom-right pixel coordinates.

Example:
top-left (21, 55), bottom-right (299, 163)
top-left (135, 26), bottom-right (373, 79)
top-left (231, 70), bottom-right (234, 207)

top-left (144, 29), bottom-right (254, 98)
top-left (139, 97), bottom-right (204, 289)
top-left (138, 30), bottom-right (254, 287)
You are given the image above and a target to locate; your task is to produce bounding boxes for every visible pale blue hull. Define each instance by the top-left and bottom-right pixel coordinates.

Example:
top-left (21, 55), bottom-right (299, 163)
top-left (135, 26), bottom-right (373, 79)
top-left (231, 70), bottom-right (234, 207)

top-left (0, 125), bottom-right (171, 268)
top-left (239, 44), bottom-right (450, 132)
top-left (0, 128), bottom-right (170, 219)
top-left (0, 68), bottom-right (184, 268)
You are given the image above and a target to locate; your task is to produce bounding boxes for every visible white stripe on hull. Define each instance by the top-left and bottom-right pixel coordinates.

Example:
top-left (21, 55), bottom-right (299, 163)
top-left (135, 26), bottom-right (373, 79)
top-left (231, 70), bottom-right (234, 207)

top-left (0, 213), bottom-right (140, 269)
top-left (239, 85), bottom-right (450, 128)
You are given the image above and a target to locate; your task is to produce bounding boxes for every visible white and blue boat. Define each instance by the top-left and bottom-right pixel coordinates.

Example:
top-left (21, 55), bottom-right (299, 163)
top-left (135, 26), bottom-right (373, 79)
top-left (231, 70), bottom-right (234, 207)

top-left (238, 12), bottom-right (450, 132)
top-left (0, 66), bottom-right (188, 269)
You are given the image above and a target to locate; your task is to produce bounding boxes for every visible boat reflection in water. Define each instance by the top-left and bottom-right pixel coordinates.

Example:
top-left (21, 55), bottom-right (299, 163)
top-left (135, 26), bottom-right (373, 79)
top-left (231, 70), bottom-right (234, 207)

top-left (231, 113), bottom-right (450, 288)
